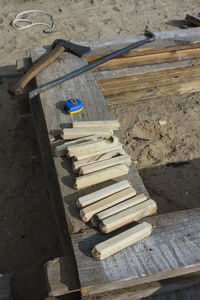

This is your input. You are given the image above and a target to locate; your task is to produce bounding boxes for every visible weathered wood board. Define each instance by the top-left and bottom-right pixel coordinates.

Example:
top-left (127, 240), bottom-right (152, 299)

top-left (0, 274), bottom-right (11, 300)
top-left (44, 256), bottom-right (80, 297)
top-left (71, 208), bottom-right (200, 298)
top-left (30, 47), bottom-right (146, 234)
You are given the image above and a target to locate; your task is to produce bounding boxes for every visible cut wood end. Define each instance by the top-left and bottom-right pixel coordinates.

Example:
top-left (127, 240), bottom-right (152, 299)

top-left (80, 209), bottom-right (89, 222)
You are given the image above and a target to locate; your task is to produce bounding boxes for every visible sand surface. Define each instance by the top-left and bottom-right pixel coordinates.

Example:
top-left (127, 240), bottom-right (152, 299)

top-left (0, 0), bottom-right (200, 299)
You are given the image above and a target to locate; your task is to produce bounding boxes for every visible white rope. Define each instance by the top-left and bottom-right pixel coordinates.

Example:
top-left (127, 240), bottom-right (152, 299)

top-left (12, 10), bottom-right (55, 32)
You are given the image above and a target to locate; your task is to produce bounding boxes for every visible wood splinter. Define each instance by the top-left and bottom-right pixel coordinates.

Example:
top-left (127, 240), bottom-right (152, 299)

top-left (100, 199), bottom-right (157, 233)
top-left (77, 179), bottom-right (131, 208)
top-left (72, 120), bottom-right (120, 130)
top-left (92, 222), bottom-right (153, 260)
top-left (61, 128), bottom-right (113, 140)
top-left (75, 164), bottom-right (129, 190)
top-left (80, 186), bottom-right (136, 222)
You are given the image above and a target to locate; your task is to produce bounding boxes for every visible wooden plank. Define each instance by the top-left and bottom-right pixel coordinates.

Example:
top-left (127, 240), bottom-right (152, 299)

top-left (81, 27), bottom-right (200, 56)
top-left (71, 208), bottom-right (200, 298)
top-left (90, 47), bottom-right (200, 72)
top-left (83, 274), bottom-right (200, 300)
top-left (94, 58), bottom-right (200, 81)
top-left (146, 283), bottom-right (200, 300)
top-left (0, 274), bottom-right (11, 300)
top-left (98, 64), bottom-right (200, 97)
top-left (30, 47), bottom-right (147, 234)
top-left (104, 79), bottom-right (200, 105)
top-left (44, 256), bottom-right (80, 297)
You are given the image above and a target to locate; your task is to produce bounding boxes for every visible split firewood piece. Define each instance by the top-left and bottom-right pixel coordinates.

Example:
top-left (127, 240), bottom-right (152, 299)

top-left (77, 179), bottom-right (131, 208)
top-left (92, 222), bottom-right (153, 260)
top-left (67, 136), bottom-right (119, 157)
top-left (80, 186), bottom-right (136, 222)
top-left (61, 128), bottom-right (113, 140)
top-left (73, 149), bottom-right (126, 171)
top-left (75, 164), bottom-right (129, 190)
top-left (79, 154), bottom-right (131, 175)
top-left (72, 120), bottom-right (120, 130)
top-left (96, 194), bottom-right (148, 221)
top-left (72, 143), bottom-right (124, 161)
top-left (100, 199), bottom-right (157, 233)
top-left (54, 135), bottom-right (102, 156)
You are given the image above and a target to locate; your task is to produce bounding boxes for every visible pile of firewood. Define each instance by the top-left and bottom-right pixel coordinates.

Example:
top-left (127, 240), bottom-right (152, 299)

top-left (55, 120), bottom-right (157, 260)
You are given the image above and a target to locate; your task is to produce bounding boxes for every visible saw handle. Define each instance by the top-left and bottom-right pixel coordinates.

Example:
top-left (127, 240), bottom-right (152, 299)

top-left (8, 44), bottom-right (65, 96)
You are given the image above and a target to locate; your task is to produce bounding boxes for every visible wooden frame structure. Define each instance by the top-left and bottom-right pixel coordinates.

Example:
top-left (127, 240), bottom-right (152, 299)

top-left (16, 27), bottom-right (200, 299)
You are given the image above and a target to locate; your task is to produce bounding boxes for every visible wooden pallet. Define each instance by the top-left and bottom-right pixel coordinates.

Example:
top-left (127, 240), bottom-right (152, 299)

top-left (15, 27), bottom-right (200, 298)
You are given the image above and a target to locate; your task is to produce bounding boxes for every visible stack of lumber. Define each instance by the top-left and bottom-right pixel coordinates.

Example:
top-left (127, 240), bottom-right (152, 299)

top-left (57, 120), bottom-right (157, 259)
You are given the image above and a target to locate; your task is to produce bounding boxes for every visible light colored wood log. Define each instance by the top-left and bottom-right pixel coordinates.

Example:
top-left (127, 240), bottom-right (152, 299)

top-left (80, 186), bottom-right (136, 222)
top-left (75, 164), bottom-right (129, 191)
top-left (100, 199), bottom-right (157, 233)
top-left (96, 193), bottom-right (148, 221)
top-left (54, 135), bottom-right (102, 156)
top-left (73, 144), bottom-right (124, 161)
top-left (72, 120), bottom-right (120, 130)
top-left (92, 222), bottom-right (153, 260)
top-left (79, 154), bottom-right (131, 175)
top-left (77, 179), bottom-right (131, 208)
top-left (61, 128), bottom-right (113, 140)
top-left (73, 149), bottom-right (126, 171)
top-left (67, 136), bottom-right (119, 157)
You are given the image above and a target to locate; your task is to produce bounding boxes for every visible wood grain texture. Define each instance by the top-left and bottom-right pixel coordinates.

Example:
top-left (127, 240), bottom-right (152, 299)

top-left (31, 47), bottom-right (147, 233)
top-left (91, 47), bottom-right (200, 72)
top-left (77, 179), bottom-right (131, 208)
top-left (98, 64), bottom-right (200, 96)
top-left (71, 208), bottom-right (200, 298)
top-left (44, 256), bottom-right (80, 296)
top-left (84, 274), bottom-right (200, 300)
